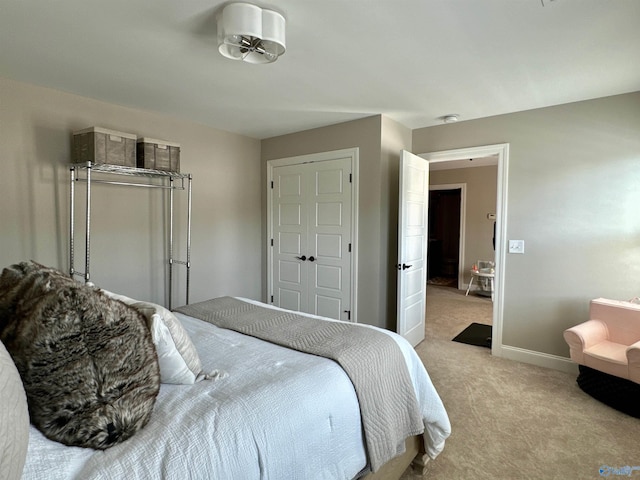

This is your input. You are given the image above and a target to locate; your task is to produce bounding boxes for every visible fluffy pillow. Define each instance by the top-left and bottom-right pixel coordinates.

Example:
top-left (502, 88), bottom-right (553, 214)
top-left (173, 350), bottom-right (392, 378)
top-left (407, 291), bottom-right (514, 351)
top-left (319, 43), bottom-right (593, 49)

top-left (0, 340), bottom-right (29, 479)
top-left (102, 290), bottom-right (207, 384)
top-left (0, 261), bottom-right (160, 450)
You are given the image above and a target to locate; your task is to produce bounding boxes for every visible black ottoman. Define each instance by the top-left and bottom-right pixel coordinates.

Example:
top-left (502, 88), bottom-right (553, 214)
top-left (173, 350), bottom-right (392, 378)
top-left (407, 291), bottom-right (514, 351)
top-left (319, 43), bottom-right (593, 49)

top-left (576, 365), bottom-right (640, 418)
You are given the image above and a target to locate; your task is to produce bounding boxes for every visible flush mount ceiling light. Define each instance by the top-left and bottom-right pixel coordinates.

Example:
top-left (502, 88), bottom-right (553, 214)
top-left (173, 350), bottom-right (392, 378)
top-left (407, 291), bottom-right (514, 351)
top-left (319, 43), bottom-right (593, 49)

top-left (443, 114), bottom-right (459, 124)
top-left (217, 3), bottom-right (286, 64)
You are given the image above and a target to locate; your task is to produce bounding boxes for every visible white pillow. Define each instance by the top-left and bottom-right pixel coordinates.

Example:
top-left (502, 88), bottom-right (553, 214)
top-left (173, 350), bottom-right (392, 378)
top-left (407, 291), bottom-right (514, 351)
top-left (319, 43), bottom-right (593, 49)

top-left (0, 340), bottom-right (29, 479)
top-left (101, 290), bottom-right (206, 385)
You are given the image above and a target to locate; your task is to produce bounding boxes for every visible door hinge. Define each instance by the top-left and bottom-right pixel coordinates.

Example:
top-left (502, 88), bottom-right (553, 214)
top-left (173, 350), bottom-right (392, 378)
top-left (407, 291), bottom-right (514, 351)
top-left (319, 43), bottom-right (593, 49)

top-left (344, 310), bottom-right (351, 321)
top-left (348, 243), bottom-right (352, 253)
top-left (349, 173), bottom-right (352, 183)
top-left (271, 238), bottom-right (274, 247)
top-left (271, 181), bottom-right (274, 189)
top-left (271, 295), bottom-right (274, 303)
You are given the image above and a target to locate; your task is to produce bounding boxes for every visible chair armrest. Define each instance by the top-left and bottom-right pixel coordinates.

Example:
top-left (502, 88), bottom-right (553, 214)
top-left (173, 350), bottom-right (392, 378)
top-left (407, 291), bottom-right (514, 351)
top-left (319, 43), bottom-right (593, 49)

top-left (626, 340), bottom-right (640, 363)
top-left (627, 341), bottom-right (640, 384)
top-left (563, 319), bottom-right (609, 364)
top-left (564, 319), bottom-right (609, 348)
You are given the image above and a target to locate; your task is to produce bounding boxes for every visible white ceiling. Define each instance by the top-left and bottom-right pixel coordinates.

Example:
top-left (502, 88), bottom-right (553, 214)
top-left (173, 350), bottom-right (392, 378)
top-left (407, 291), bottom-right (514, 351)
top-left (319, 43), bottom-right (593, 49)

top-left (1, 0), bottom-right (638, 139)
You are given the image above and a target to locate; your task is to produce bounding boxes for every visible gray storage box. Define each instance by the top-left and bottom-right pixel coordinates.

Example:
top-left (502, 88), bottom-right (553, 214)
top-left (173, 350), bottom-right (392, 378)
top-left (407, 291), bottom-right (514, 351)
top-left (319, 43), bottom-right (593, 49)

top-left (73, 127), bottom-right (137, 167)
top-left (137, 138), bottom-right (181, 172)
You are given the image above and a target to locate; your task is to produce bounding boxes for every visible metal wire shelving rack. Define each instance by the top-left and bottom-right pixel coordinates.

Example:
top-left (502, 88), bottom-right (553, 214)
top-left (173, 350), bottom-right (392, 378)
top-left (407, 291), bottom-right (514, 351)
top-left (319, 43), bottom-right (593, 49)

top-left (69, 162), bottom-right (192, 309)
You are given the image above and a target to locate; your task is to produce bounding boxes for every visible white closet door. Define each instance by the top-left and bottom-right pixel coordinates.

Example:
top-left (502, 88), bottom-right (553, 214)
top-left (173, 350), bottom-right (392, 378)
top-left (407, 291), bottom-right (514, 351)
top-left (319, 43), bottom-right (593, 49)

top-left (271, 157), bottom-right (352, 321)
top-left (272, 165), bottom-right (309, 313)
top-left (308, 157), bottom-right (352, 320)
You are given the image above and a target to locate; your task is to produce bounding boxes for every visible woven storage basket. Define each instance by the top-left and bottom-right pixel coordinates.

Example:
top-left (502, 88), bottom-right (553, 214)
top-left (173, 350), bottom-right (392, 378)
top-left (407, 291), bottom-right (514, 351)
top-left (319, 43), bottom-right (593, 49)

top-left (73, 127), bottom-right (137, 167)
top-left (136, 138), bottom-right (180, 172)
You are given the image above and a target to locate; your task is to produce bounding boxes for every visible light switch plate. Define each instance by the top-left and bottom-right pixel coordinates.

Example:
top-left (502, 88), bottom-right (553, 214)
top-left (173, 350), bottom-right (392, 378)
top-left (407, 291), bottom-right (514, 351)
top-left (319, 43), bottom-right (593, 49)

top-left (509, 240), bottom-right (525, 254)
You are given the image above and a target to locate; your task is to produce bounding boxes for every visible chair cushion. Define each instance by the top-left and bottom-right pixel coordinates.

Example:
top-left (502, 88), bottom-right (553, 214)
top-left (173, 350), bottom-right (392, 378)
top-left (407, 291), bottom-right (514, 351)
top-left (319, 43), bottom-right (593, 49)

top-left (583, 341), bottom-right (629, 380)
top-left (585, 340), bottom-right (628, 365)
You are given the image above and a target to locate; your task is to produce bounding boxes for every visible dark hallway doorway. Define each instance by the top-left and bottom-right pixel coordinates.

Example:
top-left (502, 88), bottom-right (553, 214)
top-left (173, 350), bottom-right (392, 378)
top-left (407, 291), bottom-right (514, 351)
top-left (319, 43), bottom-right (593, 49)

top-left (428, 188), bottom-right (461, 287)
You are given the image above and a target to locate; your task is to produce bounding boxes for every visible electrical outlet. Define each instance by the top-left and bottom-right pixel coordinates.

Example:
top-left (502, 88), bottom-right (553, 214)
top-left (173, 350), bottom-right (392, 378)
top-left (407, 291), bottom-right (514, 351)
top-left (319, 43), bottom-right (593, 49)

top-left (508, 240), bottom-right (525, 254)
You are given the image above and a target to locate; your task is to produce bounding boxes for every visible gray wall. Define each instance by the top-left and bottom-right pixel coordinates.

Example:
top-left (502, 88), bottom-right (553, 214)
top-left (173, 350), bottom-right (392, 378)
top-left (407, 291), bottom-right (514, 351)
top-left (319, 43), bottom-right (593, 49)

top-left (414, 92), bottom-right (640, 358)
top-left (0, 76), bottom-right (262, 307)
top-left (430, 165), bottom-right (498, 284)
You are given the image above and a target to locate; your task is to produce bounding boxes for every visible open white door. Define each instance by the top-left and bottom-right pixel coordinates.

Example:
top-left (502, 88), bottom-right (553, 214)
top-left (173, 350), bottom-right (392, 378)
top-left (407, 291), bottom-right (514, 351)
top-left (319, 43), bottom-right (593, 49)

top-left (397, 150), bottom-right (429, 347)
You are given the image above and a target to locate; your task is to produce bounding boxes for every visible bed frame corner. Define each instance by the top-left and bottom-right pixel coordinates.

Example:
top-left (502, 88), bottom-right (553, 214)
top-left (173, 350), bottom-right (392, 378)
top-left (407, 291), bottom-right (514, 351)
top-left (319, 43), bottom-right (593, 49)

top-left (360, 434), bottom-right (429, 480)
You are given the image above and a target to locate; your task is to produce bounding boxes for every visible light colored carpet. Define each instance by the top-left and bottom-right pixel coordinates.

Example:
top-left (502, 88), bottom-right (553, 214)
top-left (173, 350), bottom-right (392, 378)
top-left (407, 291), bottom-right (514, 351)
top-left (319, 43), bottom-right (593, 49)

top-left (400, 286), bottom-right (640, 480)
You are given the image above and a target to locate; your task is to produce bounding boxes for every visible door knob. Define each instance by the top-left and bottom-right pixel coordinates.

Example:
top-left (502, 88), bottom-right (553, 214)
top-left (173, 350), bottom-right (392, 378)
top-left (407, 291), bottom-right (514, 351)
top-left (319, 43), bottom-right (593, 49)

top-left (402, 263), bottom-right (413, 270)
top-left (308, 256), bottom-right (315, 262)
top-left (296, 255), bottom-right (307, 261)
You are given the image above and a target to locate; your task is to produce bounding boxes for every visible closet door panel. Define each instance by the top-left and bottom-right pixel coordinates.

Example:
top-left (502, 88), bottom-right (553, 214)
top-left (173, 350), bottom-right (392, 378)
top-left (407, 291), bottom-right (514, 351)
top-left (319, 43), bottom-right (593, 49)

top-left (272, 167), bottom-right (308, 313)
top-left (307, 157), bottom-right (352, 320)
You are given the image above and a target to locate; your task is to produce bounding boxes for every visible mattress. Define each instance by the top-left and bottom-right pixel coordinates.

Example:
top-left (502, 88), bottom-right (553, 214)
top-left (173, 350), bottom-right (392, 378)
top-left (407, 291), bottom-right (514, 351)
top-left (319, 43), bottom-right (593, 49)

top-left (21, 298), bottom-right (450, 480)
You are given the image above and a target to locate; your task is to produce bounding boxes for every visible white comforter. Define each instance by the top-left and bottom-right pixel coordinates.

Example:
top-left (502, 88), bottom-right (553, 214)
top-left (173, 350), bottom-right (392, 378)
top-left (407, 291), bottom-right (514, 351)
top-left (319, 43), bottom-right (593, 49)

top-left (22, 300), bottom-right (450, 480)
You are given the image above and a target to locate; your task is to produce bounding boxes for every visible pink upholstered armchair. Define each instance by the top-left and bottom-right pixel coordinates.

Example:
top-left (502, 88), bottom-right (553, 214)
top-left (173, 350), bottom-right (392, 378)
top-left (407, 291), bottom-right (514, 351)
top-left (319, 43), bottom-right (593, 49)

top-left (564, 298), bottom-right (640, 384)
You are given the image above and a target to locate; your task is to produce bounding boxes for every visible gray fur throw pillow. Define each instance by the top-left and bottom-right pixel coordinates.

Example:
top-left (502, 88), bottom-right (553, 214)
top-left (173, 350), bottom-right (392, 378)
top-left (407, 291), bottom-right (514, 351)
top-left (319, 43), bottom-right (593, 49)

top-left (0, 261), bottom-right (160, 449)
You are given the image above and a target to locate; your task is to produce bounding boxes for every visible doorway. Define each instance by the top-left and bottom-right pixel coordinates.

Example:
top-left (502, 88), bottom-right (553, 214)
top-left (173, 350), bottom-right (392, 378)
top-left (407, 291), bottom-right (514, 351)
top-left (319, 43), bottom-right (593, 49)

top-left (427, 187), bottom-right (462, 289)
top-left (420, 144), bottom-right (508, 357)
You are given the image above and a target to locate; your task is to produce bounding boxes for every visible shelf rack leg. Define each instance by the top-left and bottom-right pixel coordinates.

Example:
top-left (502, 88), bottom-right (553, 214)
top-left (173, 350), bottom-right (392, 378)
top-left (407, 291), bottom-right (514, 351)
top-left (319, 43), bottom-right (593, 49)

top-left (169, 177), bottom-right (174, 309)
top-left (70, 166), bottom-right (75, 278)
top-left (186, 174), bottom-right (192, 305)
top-left (85, 164), bottom-right (92, 284)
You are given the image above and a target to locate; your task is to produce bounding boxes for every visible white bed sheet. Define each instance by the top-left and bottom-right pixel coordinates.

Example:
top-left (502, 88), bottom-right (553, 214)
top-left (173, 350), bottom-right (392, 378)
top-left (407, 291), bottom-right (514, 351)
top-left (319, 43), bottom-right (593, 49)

top-left (21, 299), bottom-right (450, 480)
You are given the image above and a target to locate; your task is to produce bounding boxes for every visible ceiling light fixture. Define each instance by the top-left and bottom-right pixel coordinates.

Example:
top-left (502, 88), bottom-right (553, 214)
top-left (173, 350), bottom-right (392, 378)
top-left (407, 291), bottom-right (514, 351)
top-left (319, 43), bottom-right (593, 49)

top-left (217, 3), bottom-right (286, 64)
top-left (443, 114), bottom-right (459, 124)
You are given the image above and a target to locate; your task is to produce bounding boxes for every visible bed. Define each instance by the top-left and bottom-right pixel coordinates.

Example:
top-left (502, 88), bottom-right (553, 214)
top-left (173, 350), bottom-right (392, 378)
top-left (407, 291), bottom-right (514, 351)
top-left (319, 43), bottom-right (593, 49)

top-left (1, 263), bottom-right (450, 480)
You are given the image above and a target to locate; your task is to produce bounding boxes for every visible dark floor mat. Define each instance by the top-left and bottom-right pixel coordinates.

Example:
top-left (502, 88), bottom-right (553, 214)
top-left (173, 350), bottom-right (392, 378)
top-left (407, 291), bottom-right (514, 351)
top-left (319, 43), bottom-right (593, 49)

top-left (452, 323), bottom-right (492, 348)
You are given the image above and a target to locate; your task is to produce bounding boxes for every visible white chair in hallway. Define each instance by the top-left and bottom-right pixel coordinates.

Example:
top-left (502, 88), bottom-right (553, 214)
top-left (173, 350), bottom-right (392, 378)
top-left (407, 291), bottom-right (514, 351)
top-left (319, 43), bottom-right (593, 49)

top-left (465, 260), bottom-right (495, 301)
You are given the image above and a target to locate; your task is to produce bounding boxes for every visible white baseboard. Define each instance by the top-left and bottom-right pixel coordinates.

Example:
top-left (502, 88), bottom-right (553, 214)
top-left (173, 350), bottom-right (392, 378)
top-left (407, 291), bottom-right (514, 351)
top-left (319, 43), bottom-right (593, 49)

top-left (497, 345), bottom-right (578, 375)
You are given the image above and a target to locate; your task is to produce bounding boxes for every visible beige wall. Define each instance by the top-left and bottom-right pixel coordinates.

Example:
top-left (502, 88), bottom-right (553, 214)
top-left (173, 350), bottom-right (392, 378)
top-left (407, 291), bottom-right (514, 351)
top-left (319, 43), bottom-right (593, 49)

top-left (262, 115), bottom-right (411, 329)
top-left (0, 76), bottom-right (262, 307)
top-left (414, 92), bottom-right (640, 358)
top-left (5, 74), bottom-right (639, 362)
top-left (429, 165), bottom-right (498, 284)
top-left (380, 117), bottom-right (412, 329)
